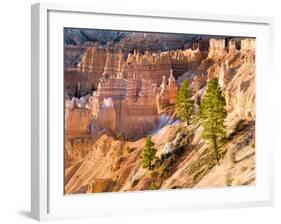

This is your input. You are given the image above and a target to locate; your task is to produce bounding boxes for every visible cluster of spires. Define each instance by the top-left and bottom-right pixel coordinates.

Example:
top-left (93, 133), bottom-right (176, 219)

top-left (95, 68), bottom-right (177, 98)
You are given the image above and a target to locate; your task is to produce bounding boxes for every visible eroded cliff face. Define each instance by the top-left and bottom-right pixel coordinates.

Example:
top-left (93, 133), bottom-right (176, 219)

top-left (65, 107), bottom-right (92, 137)
top-left (64, 37), bottom-right (256, 193)
top-left (64, 96), bottom-right (93, 168)
top-left (65, 47), bottom-right (107, 96)
top-left (64, 45), bottom-right (84, 68)
top-left (90, 77), bottom-right (159, 140)
top-left (65, 119), bottom-right (255, 194)
top-left (206, 38), bottom-right (256, 127)
top-left (65, 45), bottom-right (204, 97)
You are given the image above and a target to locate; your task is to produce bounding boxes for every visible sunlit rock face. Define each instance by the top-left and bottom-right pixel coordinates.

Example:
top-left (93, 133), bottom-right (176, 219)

top-left (65, 95), bottom-right (92, 135)
top-left (206, 39), bottom-right (256, 125)
top-left (157, 71), bottom-right (178, 110)
top-left (120, 96), bottom-right (158, 139)
top-left (64, 43), bottom-right (203, 97)
top-left (208, 38), bottom-right (226, 59)
top-left (64, 47), bottom-right (107, 97)
top-left (241, 38), bottom-right (256, 51)
top-left (102, 45), bottom-right (125, 79)
top-left (76, 47), bottom-right (107, 79)
top-left (65, 108), bottom-right (92, 136)
top-left (122, 51), bottom-right (171, 86)
top-left (116, 32), bottom-right (188, 53)
top-left (76, 47), bottom-right (107, 93)
top-left (90, 77), bottom-right (159, 140)
top-left (223, 56), bottom-right (255, 125)
top-left (169, 49), bottom-right (204, 78)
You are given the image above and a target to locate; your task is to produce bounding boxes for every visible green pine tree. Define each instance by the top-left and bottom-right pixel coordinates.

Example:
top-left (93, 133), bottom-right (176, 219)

top-left (176, 80), bottom-right (194, 125)
top-left (200, 78), bottom-right (227, 165)
top-left (141, 136), bottom-right (157, 170)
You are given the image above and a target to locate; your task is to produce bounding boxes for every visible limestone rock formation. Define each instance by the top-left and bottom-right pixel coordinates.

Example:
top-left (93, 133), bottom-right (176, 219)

top-left (64, 34), bottom-right (256, 193)
top-left (64, 46), bottom-right (107, 97)
top-left (169, 49), bottom-right (203, 78)
top-left (76, 47), bottom-right (107, 90)
top-left (205, 39), bottom-right (256, 126)
top-left (64, 45), bottom-right (84, 68)
top-left (157, 70), bottom-right (178, 109)
top-left (117, 32), bottom-right (189, 53)
top-left (241, 38), bottom-right (256, 51)
top-left (65, 45), bottom-right (204, 98)
top-left (208, 38), bottom-right (226, 59)
top-left (122, 51), bottom-right (171, 86)
top-left (65, 107), bottom-right (92, 137)
top-left (90, 77), bottom-right (158, 140)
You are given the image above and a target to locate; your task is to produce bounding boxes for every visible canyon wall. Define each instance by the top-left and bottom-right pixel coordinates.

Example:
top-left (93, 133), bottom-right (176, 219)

top-left (204, 38), bottom-right (256, 126)
top-left (169, 49), bottom-right (203, 78)
top-left (90, 77), bottom-right (159, 140)
top-left (122, 51), bottom-right (171, 86)
top-left (65, 47), bottom-right (107, 97)
top-left (64, 36), bottom-right (256, 193)
top-left (65, 37), bottom-right (256, 140)
top-left (64, 45), bottom-right (84, 68)
top-left (117, 32), bottom-right (188, 53)
top-left (65, 43), bottom-right (204, 97)
top-left (208, 38), bottom-right (226, 59)
top-left (65, 107), bottom-right (92, 138)
top-left (157, 71), bottom-right (178, 109)
top-left (241, 38), bottom-right (256, 51)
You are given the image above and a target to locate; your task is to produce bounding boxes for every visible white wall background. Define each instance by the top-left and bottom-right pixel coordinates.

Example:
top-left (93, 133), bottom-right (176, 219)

top-left (0, 0), bottom-right (279, 223)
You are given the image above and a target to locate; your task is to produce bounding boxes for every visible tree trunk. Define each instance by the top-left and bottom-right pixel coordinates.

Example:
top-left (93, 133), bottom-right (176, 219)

top-left (213, 137), bottom-right (220, 165)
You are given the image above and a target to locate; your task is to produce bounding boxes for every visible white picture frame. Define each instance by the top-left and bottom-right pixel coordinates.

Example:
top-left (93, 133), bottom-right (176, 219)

top-left (31, 2), bottom-right (275, 221)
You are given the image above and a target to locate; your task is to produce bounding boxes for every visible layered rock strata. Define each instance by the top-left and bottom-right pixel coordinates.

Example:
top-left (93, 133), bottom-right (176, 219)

top-left (90, 77), bottom-right (159, 140)
top-left (65, 44), bottom-right (205, 97)
top-left (157, 70), bottom-right (178, 109)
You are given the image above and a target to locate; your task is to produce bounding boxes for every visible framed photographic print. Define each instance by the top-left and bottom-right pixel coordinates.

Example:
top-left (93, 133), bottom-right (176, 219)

top-left (31, 2), bottom-right (274, 221)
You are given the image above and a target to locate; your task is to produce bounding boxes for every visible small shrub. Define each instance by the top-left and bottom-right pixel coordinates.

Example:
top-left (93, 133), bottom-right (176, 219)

top-left (176, 126), bottom-right (184, 134)
top-left (116, 132), bottom-right (125, 141)
top-left (125, 146), bottom-right (135, 154)
top-left (148, 182), bottom-right (160, 190)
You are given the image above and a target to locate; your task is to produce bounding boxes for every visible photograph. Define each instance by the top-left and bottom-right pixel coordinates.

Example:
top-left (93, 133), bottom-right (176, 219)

top-left (64, 28), bottom-right (256, 194)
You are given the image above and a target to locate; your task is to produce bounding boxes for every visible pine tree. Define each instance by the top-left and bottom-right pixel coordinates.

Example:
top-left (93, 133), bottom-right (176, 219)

top-left (176, 80), bottom-right (194, 125)
top-left (141, 136), bottom-right (157, 170)
top-left (200, 78), bottom-right (227, 165)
